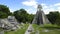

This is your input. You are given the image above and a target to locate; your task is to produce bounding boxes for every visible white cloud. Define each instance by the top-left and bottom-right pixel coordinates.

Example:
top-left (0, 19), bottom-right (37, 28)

top-left (10, 9), bottom-right (13, 12)
top-left (41, 3), bottom-right (48, 9)
top-left (25, 8), bottom-right (36, 14)
top-left (22, 0), bottom-right (37, 8)
top-left (41, 3), bottom-right (60, 14)
top-left (54, 3), bottom-right (60, 6)
top-left (22, 0), bottom-right (38, 14)
top-left (22, 0), bottom-right (60, 14)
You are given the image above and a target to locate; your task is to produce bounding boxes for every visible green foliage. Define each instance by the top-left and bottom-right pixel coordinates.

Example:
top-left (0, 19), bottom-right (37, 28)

top-left (27, 14), bottom-right (34, 23)
top-left (46, 11), bottom-right (60, 25)
top-left (14, 9), bottom-right (28, 23)
top-left (0, 4), bottom-right (10, 18)
top-left (0, 5), bottom-right (10, 15)
top-left (46, 11), bottom-right (60, 24)
top-left (55, 14), bottom-right (60, 25)
top-left (0, 11), bottom-right (8, 18)
top-left (14, 9), bottom-right (34, 23)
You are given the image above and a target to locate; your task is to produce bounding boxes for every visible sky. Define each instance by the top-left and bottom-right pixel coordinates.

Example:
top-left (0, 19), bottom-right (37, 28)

top-left (0, 0), bottom-right (60, 14)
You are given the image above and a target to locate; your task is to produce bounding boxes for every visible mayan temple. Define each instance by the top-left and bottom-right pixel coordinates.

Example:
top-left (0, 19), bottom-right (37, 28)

top-left (32, 4), bottom-right (50, 25)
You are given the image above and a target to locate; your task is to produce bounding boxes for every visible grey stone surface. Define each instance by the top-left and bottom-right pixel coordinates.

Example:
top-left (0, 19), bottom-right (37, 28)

top-left (0, 16), bottom-right (19, 31)
top-left (32, 4), bottom-right (50, 25)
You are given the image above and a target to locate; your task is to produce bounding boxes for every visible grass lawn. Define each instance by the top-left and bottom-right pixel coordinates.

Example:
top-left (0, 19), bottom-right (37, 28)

top-left (4, 24), bottom-right (29, 34)
top-left (31, 24), bottom-right (60, 34)
top-left (40, 29), bottom-right (60, 34)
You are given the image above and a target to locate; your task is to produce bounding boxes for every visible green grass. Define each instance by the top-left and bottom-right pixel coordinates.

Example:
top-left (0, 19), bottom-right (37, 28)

top-left (31, 24), bottom-right (60, 34)
top-left (40, 29), bottom-right (60, 34)
top-left (4, 24), bottom-right (60, 34)
top-left (4, 24), bottom-right (29, 34)
top-left (0, 28), bottom-right (3, 31)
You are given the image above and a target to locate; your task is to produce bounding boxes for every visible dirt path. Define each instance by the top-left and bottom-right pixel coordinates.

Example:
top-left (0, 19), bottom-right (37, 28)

top-left (25, 24), bottom-right (34, 34)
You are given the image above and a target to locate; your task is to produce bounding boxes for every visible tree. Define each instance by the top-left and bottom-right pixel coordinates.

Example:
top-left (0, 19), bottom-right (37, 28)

top-left (0, 11), bottom-right (8, 18)
top-left (14, 9), bottom-right (28, 23)
top-left (0, 4), bottom-right (10, 18)
top-left (27, 14), bottom-right (34, 23)
top-left (55, 16), bottom-right (60, 25)
top-left (0, 5), bottom-right (10, 15)
top-left (14, 9), bottom-right (34, 23)
top-left (46, 11), bottom-right (59, 24)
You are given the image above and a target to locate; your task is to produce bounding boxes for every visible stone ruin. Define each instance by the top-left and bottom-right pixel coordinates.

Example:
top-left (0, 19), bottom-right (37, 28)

top-left (32, 4), bottom-right (50, 25)
top-left (0, 16), bottom-right (20, 31)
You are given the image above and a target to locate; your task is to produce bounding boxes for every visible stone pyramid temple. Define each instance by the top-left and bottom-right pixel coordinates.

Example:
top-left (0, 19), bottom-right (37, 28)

top-left (32, 4), bottom-right (50, 25)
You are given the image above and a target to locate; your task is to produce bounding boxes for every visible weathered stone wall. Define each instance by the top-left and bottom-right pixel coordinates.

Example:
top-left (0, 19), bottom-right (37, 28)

top-left (0, 16), bottom-right (20, 31)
